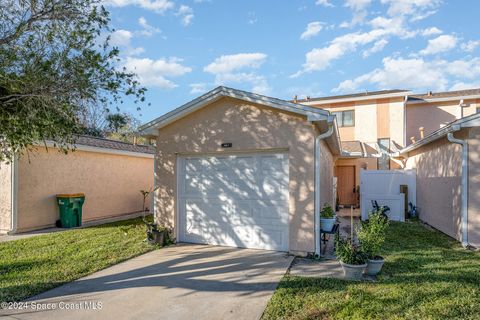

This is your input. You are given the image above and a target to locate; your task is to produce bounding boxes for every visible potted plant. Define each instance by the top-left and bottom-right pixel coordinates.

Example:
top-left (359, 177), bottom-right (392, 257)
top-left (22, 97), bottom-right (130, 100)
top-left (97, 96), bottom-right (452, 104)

top-left (357, 209), bottom-right (389, 276)
top-left (140, 187), bottom-right (168, 246)
top-left (320, 203), bottom-right (336, 232)
top-left (335, 236), bottom-right (367, 280)
top-left (146, 223), bottom-right (169, 245)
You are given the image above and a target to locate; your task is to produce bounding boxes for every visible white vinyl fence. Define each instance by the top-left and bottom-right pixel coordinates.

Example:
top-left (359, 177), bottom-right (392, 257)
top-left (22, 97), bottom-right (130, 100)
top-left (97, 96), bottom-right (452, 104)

top-left (360, 169), bottom-right (416, 221)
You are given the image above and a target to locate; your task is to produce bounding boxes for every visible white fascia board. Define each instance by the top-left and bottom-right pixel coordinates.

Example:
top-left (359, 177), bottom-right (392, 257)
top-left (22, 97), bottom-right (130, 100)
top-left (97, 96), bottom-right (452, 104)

top-left (139, 86), bottom-right (329, 136)
top-left (407, 94), bottom-right (480, 104)
top-left (300, 91), bottom-right (411, 106)
top-left (41, 141), bottom-right (154, 159)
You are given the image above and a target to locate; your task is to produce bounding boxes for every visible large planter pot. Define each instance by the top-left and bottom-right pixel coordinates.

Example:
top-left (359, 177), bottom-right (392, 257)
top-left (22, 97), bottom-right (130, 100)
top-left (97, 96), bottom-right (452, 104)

top-left (366, 257), bottom-right (385, 276)
top-left (340, 261), bottom-right (367, 280)
top-left (320, 216), bottom-right (336, 232)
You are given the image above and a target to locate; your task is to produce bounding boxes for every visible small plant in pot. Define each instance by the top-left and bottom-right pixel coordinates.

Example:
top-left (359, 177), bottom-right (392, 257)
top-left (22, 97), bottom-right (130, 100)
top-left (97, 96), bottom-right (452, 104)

top-left (335, 236), bottom-right (367, 280)
top-left (320, 203), bottom-right (336, 232)
top-left (357, 209), bottom-right (389, 276)
top-left (140, 187), bottom-right (169, 246)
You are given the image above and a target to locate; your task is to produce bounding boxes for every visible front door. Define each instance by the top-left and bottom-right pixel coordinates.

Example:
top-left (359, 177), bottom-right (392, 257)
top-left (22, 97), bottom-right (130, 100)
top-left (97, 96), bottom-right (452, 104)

top-left (336, 166), bottom-right (356, 206)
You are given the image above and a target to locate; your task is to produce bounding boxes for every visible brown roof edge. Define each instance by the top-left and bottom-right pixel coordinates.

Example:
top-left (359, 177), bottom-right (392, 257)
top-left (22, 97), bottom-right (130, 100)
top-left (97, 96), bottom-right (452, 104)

top-left (294, 89), bottom-right (410, 103)
top-left (73, 135), bottom-right (155, 154)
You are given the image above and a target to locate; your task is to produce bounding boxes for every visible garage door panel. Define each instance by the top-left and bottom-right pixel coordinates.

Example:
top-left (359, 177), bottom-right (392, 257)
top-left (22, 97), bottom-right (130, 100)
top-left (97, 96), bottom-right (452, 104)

top-left (178, 153), bottom-right (289, 251)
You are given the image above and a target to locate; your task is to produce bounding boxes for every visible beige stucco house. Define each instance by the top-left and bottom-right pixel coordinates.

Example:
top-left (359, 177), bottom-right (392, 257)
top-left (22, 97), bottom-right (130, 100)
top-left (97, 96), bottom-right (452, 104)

top-left (141, 86), bottom-right (480, 253)
top-left (140, 87), bottom-right (341, 256)
top-left (0, 136), bottom-right (154, 234)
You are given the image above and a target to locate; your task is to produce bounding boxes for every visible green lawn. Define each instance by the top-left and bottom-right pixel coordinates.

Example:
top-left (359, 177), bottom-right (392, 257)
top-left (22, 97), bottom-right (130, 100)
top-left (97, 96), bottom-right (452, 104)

top-left (0, 217), bottom-right (157, 302)
top-left (263, 221), bottom-right (480, 320)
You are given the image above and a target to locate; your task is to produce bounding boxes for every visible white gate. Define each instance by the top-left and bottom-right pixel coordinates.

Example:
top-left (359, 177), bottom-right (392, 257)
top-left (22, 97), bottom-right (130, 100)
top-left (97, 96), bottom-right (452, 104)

top-left (360, 169), bottom-right (416, 221)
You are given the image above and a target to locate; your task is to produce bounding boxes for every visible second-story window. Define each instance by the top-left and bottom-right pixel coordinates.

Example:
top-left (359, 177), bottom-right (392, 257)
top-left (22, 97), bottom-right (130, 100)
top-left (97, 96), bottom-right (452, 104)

top-left (332, 110), bottom-right (355, 127)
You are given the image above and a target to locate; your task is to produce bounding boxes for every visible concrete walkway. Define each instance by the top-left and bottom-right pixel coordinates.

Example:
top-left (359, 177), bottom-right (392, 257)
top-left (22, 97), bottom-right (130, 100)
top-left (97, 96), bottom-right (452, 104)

top-left (0, 244), bottom-right (293, 320)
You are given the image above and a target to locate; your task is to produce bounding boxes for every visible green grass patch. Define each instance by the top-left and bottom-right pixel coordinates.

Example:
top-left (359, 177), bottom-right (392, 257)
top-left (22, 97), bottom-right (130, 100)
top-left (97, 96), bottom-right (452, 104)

top-left (263, 221), bottom-right (480, 320)
top-left (0, 217), bottom-right (157, 302)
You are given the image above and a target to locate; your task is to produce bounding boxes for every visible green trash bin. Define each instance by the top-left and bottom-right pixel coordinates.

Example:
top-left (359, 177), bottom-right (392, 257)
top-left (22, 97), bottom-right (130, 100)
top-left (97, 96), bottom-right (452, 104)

top-left (56, 194), bottom-right (85, 228)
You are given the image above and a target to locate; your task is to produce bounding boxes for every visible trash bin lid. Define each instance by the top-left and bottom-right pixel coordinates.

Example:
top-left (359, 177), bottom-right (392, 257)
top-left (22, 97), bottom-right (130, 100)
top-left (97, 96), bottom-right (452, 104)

top-left (56, 193), bottom-right (85, 198)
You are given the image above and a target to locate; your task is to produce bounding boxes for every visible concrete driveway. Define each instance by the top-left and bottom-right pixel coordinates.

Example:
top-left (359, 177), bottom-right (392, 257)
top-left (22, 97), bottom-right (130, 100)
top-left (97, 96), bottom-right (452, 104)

top-left (1, 244), bottom-right (293, 320)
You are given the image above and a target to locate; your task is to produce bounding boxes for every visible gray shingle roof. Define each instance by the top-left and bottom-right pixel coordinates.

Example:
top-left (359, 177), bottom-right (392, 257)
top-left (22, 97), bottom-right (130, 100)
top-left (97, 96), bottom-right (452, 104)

top-left (74, 135), bottom-right (155, 154)
top-left (409, 88), bottom-right (480, 100)
top-left (295, 89), bottom-right (409, 103)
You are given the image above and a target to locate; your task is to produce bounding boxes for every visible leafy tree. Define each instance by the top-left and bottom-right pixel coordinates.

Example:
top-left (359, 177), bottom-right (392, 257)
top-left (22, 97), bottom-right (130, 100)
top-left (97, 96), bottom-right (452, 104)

top-left (0, 0), bottom-right (147, 162)
top-left (106, 113), bottom-right (129, 133)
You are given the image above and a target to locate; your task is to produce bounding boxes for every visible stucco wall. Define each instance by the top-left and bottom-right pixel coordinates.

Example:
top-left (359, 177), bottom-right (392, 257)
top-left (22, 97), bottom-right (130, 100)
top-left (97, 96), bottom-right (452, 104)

top-left (468, 127), bottom-right (480, 247)
top-left (405, 135), bottom-right (464, 240)
top-left (389, 99), bottom-right (406, 148)
top-left (0, 162), bottom-right (12, 233)
top-left (16, 148), bottom-right (153, 232)
top-left (320, 139), bottom-right (335, 208)
top-left (154, 97), bottom-right (334, 254)
top-left (314, 97), bottom-right (405, 150)
top-left (406, 99), bottom-right (478, 145)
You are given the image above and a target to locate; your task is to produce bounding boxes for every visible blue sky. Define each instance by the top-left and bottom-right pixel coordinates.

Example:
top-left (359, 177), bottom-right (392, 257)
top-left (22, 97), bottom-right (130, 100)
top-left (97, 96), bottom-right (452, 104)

top-left (104, 0), bottom-right (480, 122)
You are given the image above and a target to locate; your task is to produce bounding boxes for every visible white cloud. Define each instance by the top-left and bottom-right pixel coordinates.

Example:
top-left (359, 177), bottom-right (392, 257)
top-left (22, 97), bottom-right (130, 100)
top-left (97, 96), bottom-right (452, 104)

top-left (419, 34), bottom-right (457, 55)
top-left (450, 81), bottom-right (480, 91)
top-left (189, 83), bottom-right (209, 94)
top-left (422, 27), bottom-right (442, 36)
top-left (214, 73), bottom-right (271, 95)
top-left (138, 17), bottom-right (161, 36)
top-left (334, 57), bottom-right (448, 92)
top-left (315, 0), bottom-right (334, 7)
top-left (292, 28), bottom-right (396, 77)
top-left (300, 22), bottom-right (324, 40)
top-left (381, 0), bottom-right (441, 18)
top-left (333, 57), bottom-right (480, 93)
top-left (362, 39), bottom-right (388, 57)
top-left (110, 29), bottom-right (145, 56)
top-left (105, 0), bottom-right (174, 13)
top-left (461, 40), bottom-right (480, 52)
top-left (341, 0), bottom-right (372, 27)
top-left (204, 53), bottom-right (267, 74)
top-left (204, 53), bottom-right (270, 94)
top-left (444, 58), bottom-right (480, 79)
top-left (123, 57), bottom-right (192, 88)
top-left (176, 5), bottom-right (194, 26)
top-left (110, 30), bottom-right (133, 47)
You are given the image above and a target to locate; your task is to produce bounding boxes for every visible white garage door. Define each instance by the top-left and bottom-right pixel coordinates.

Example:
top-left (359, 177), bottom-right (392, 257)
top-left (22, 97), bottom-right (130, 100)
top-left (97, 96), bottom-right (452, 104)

top-left (177, 152), bottom-right (289, 251)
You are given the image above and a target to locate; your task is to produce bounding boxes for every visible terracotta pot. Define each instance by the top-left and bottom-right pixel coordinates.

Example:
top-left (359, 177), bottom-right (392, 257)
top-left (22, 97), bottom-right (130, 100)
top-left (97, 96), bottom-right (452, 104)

top-left (366, 257), bottom-right (385, 276)
top-left (340, 261), bottom-right (367, 280)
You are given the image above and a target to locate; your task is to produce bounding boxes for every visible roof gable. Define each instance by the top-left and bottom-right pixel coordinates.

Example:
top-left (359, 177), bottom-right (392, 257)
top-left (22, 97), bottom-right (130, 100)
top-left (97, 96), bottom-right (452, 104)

top-left (139, 86), bottom-right (330, 136)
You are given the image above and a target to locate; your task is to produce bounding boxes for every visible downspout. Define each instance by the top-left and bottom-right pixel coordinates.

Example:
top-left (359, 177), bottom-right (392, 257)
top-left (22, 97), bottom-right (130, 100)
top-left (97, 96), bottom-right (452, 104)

top-left (447, 129), bottom-right (469, 247)
top-left (403, 95), bottom-right (408, 147)
top-left (314, 122), bottom-right (334, 256)
top-left (9, 155), bottom-right (18, 234)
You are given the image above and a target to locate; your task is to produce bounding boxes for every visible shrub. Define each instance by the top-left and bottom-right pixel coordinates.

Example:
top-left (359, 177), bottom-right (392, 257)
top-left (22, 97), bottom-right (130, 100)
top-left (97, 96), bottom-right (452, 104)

top-left (320, 203), bottom-right (335, 218)
top-left (357, 210), bottom-right (389, 259)
top-left (335, 237), bottom-right (367, 265)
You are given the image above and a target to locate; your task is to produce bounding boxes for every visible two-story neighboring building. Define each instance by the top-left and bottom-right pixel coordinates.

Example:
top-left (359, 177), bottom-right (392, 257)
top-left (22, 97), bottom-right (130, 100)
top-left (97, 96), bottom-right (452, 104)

top-left (141, 86), bottom-right (480, 253)
top-left (298, 88), bottom-right (480, 207)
